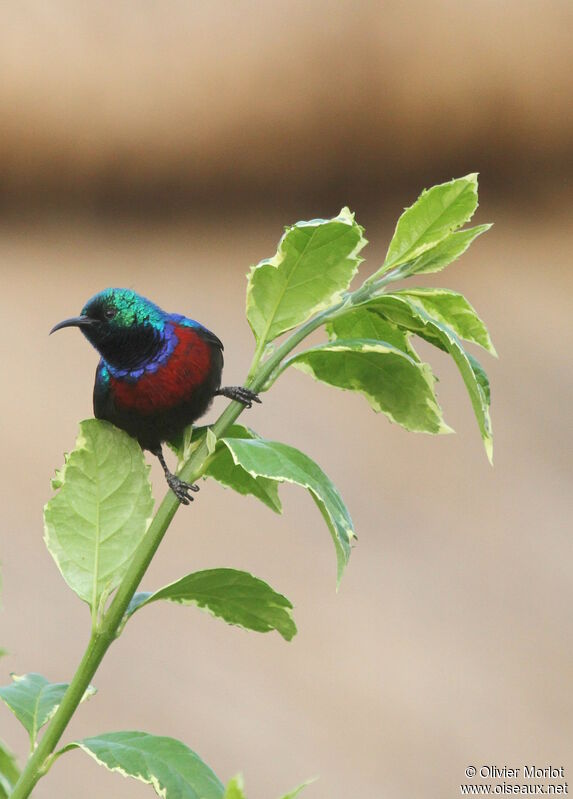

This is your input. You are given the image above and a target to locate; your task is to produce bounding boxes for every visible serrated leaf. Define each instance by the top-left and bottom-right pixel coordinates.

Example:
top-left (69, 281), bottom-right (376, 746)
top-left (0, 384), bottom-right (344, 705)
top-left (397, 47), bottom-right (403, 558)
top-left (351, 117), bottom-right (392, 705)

top-left (44, 419), bottom-right (154, 608)
top-left (380, 174), bottom-right (479, 274)
top-left (168, 425), bottom-right (282, 513)
top-left (126, 569), bottom-right (297, 641)
top-left (0, 674), bottom-right (96, 747)
top-left (371, 295), bottom-right (493, 460)
top-left (220, 438), bottom-right (354, 583)
top-left (61, 731), bottom-right (224, 799)
top-left (247, 208), bottom-right (366, 345)
top-left (224, 774), bottom-right (246, 799)
top-left (289, 340), bottom-right (449, 435)
top-left (398, 224), bottom-right (491, 277)
top-left (393, 288), bottom-right (496, 354)
top-left (205, 426), bottom-right (282, 513)
top-left (0, 739), bottom-right (19, 799)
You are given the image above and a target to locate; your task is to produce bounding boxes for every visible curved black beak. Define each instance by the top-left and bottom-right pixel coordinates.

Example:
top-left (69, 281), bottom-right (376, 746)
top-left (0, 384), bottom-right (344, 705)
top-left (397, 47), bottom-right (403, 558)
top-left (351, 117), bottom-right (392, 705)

top-left (50, 315), bottom-right (95, 335)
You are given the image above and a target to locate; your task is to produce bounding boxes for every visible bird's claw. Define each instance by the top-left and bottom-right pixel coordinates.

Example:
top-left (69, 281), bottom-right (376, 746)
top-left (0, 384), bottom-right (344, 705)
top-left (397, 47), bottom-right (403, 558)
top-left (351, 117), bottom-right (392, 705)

top-left (166, 473), bottom-right (200, 505)
top-left (216, 386), bottom-right (261, 409)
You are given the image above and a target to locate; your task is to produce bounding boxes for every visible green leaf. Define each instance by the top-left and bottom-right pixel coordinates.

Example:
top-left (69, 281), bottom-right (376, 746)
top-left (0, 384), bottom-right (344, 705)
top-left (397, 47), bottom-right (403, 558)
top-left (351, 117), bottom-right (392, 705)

top-left (44, 419), bottom-right (154, 609)
top-left (371, 295), bottom-right (493, 460)
top-left (278, 779), bottom-right (317, 799)
top-left (0, 673), bottom-right (96, 746)
top-left (0, 649), bottom-right (7, 660)
top-left (398, 224), bottom-right (491, 277)
top-left (393, 288), bottom-right (496, 354)
top-left (327, 306), bottom-right (419, 359)
top-left (168, 425), bottom-right (282, 513)
top-left (223, 775), bottom-right (315, 799)
top-left (204, 426), bottom-right (282, 513)
top-left (224, 774), bottom-right (246, 799)
top-left (247, 208), bottom-right (366, 345)
top-left (380, 174), bottom-right (480, 273)
top-left (222, 774), bottom-right (315, 799)
top-left (220, 437), bottom-right (354, 583)
top-left (0, 739), bottom-right (19, 799)
top-left (289, 340), bottom-right (450, 434)
top-left (467, 351), bottom-right (491, 405)
top-left (126, 568), bottom-right (297, 641)
top-left (61, 731), bottom-right (224, 799)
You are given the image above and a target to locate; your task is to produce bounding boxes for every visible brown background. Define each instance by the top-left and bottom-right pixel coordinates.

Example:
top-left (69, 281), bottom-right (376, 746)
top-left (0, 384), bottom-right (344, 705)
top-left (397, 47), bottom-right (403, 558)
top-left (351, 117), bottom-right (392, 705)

top-left (1, 2), bottom-right (572, 798)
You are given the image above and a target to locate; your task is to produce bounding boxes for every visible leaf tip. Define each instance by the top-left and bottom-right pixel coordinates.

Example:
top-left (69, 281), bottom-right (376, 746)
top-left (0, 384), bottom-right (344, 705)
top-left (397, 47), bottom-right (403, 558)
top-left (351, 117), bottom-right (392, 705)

top-left (280, 619), bottom-right (298, 642)
top-left (335, 556), bottom-right (348, 590)
top-left (485, 437), bottom-right (494, 465)
top-left (337, 206), bottom-right (355, 222)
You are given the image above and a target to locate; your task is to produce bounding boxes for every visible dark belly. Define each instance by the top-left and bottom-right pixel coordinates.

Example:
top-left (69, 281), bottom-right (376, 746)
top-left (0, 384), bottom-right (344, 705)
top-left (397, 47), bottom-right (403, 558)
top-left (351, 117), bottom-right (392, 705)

top-left (99, 380), bottom-right (219, 451)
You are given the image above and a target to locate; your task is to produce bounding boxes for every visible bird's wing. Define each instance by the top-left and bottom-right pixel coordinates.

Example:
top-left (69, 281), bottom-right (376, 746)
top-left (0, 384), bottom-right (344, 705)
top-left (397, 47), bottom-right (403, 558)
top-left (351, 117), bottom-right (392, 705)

top-left (172, 315), bottom-right (224, 351)
top-left (199, 326), bottom-right (224, 351)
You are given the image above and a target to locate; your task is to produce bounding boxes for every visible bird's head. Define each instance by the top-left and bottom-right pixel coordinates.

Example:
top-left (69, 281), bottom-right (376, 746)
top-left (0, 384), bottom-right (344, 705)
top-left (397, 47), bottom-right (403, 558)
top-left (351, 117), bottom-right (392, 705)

top-left (51, 288), bottom-right (167, 369)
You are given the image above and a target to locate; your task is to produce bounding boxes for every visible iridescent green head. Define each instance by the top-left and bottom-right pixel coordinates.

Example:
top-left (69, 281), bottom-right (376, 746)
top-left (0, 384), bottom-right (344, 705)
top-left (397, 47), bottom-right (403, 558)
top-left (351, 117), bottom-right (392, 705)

top-left (81, 288), bottom-right (165, 330)
top-left (50, 288), bottom-right (167, 369)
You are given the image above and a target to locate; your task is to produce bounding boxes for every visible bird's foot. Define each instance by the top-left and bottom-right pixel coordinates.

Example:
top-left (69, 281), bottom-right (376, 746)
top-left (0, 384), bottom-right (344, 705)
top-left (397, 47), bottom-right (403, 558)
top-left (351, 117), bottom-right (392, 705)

top-left (216, 386), bottom-right (261, 409)
top-left (153, 445), bottom-right (200, 505)
top-left (166, 472), bottom-right (200, 505)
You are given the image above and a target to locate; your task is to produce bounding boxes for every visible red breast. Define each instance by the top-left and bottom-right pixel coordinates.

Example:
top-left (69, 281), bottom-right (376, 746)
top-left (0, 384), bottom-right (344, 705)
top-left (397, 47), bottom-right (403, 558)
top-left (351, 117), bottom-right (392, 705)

top-left (109, 324), bottom-right (214, 414)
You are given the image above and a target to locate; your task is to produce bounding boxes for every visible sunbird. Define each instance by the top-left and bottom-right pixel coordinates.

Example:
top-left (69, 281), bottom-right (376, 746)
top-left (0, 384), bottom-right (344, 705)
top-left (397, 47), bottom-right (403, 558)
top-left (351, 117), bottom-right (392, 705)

top-left (51, 288), bottom-right (260, 504)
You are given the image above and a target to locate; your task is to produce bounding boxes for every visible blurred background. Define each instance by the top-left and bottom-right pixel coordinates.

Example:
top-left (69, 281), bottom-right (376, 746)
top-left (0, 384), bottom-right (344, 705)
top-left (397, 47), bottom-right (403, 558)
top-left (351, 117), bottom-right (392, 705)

top-left (1, 2), bottom-right (572, 797)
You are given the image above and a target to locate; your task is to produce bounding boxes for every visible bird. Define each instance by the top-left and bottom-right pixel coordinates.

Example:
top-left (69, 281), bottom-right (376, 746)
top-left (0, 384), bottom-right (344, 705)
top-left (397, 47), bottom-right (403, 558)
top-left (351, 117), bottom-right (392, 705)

top-left (50, 287), bottom-right (260, 504)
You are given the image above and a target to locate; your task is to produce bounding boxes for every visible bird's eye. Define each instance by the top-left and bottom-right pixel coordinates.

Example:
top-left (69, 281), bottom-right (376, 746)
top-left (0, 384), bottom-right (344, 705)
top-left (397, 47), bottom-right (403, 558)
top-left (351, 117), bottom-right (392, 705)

top-left (104, 308), bottom-right (117, 320)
